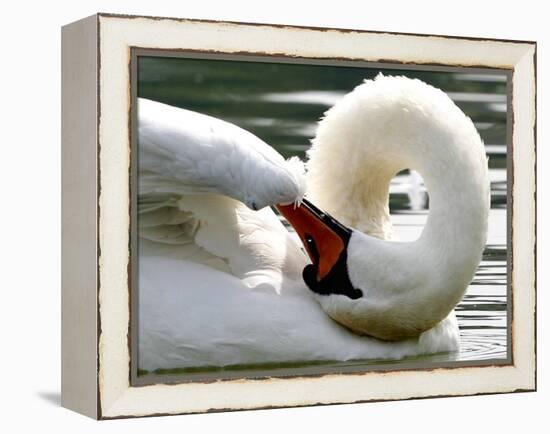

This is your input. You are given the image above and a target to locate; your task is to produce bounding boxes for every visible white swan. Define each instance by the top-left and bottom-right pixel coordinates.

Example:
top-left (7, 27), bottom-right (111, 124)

top-left (137, 75), bottom-right (489, 372)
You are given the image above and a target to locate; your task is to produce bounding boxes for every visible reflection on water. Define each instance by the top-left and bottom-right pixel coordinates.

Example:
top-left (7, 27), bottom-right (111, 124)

top-left (138, 56), bottom-right (508, 369)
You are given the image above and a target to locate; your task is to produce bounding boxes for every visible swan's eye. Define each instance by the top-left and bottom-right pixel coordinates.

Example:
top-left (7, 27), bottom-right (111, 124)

top-left (304, 233), bottom-right (320, 264)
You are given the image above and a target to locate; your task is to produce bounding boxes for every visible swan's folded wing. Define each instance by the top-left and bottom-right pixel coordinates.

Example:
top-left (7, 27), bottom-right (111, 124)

top-left (139, 191), bottom-right (307, 294)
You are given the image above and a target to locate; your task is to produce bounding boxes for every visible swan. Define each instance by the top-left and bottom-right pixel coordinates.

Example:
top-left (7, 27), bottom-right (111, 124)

top-left (137, 75), bottom-right (489, 372)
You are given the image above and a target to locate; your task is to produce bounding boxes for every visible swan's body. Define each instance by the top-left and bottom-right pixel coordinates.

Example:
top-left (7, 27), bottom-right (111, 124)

top-left (138, 75), bottom-right (488, 371)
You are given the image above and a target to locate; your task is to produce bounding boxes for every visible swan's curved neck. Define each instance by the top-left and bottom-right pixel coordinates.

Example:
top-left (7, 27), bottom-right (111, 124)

top-left (308, 107), bottom-right (489, 253)
top-left (306, 77), bottom-right (489, 337)
top-left (328, 129), bottom-right (488, 274)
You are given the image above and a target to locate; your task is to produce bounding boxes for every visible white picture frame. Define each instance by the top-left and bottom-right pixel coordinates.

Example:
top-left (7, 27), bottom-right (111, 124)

top-left (61, 13), bottom-right (536, 419)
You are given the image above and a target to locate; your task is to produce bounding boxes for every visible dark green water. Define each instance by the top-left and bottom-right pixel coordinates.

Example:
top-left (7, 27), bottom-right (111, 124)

top-left (137, 56), bottom-right (508, 376)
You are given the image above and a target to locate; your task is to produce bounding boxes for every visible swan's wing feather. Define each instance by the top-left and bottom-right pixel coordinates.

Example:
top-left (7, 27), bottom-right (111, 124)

top-left (138, 97), bottom-right (305, 209)
top-left (140, 193), bottom-right (306, 291)
top-left (138, 191), bottom-right (307, 293)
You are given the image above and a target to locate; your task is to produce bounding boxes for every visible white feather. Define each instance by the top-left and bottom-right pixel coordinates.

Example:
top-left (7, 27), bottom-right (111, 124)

top-left (139, 98), bottom-right (306, 210)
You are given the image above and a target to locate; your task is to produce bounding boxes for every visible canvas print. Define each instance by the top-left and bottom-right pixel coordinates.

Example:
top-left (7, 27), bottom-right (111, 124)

top-left (134, 55), bottom-right (508, 381)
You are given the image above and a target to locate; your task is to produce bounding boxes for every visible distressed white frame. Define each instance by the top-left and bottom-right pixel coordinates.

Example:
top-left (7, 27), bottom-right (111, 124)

top-left (62, 13), bottom-right (536, 419)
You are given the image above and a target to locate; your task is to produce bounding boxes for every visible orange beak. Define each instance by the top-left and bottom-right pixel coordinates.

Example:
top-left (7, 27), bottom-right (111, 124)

top-left (276, 199), bottom-right (362, 300)
top-left (276, 199), bottom-right (351, 281)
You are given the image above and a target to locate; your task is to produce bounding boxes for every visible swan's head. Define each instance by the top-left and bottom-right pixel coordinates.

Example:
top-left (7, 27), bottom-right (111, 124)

top-left (278, 198), bottom-right (473, 341)
top-left (278, 199), bottom-right (414, 340)
top-left (277, 198), bottom-right (364, 301)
